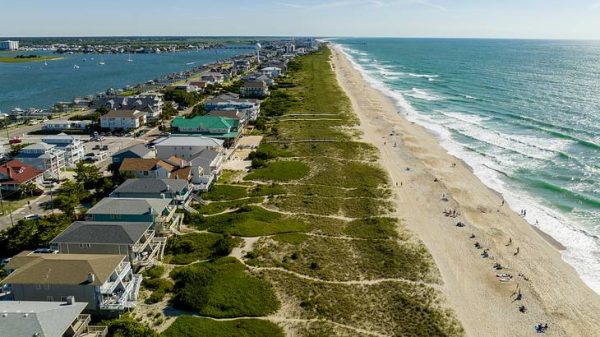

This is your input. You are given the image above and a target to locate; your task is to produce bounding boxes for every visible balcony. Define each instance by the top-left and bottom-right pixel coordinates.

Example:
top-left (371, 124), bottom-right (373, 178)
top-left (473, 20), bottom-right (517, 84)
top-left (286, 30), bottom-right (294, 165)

top-left (99, 261), bottom-right (131, 294)
top-left (66, 314), bottom-right (108, 337)
top-left (99, 274), bottom-right (141, 311)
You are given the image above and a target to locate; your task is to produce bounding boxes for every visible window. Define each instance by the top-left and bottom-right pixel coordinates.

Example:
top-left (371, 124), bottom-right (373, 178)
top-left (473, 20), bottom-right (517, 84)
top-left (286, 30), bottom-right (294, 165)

top-left (46, 296), bottom-right (54, 301)
top-left (36, 284), bottom-right (42, 290)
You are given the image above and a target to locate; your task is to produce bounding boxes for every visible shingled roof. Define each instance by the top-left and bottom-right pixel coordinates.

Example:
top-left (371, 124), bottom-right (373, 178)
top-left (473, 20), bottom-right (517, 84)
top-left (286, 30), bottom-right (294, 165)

top-left (2, 253), bottom-right (126, 286)
top-left (50, 221), bottom-right (152, 245)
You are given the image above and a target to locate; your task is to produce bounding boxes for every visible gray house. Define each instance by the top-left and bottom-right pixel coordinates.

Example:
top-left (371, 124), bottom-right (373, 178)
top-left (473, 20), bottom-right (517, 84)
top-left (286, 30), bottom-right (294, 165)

top-left (50, 221), bottom-right (164, 270)
top-left (85, 198), bottom-right (182, 235)
top-left (111, 143), bottom-right (153, 167)
top-left (0, 300), bottom-right (108, 337)
top-left (109, 178), bottom-right (192, 205)
top-left (2, 252), bottom-right (141, 313)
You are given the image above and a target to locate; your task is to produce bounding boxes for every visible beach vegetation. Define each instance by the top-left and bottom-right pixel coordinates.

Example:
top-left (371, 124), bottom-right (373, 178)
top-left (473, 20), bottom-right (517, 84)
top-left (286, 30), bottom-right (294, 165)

top-left (165, 232), bottom-right (241, 264)
top-left (170, 257), bottom-right (279, 318)
top-left (191, 206), bottom-right (309, 237)
top-left (201, 184), bottom-right (248, 201)
top-left (244, 160), bottom-right (310, 182)
top-left (162, 316), bottom-right (284, 337)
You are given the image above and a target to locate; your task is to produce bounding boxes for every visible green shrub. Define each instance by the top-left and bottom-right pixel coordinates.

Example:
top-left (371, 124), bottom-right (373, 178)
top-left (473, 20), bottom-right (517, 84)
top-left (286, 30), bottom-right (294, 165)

top-left (170, 257), bottom-right (279, 318)
top-left (163, 316), bottom-right (284, 337)
top-left (244, 160), bottom-right (310, 182)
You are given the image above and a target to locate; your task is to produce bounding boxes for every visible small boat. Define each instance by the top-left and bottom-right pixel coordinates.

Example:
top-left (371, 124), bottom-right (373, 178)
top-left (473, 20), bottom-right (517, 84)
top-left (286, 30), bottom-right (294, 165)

top-left (99, 56), bottom-right (105, 65)
top-left (186, 62), bottom-right (195, 65)
top-left (127, 53), bottom-right (133, 62)
top-left (44, 60), bottom-right (48, 66)
top-left (73, 64), bottom-right (80, 69)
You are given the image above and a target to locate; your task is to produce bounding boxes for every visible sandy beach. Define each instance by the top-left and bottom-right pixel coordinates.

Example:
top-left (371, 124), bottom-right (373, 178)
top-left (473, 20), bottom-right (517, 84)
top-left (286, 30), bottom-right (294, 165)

top-left (330, 45), bottom-right (600, 337)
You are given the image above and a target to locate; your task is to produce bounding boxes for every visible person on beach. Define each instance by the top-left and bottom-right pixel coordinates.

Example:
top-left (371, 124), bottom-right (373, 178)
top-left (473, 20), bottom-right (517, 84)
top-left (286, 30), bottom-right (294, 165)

top-left (501, 199), bottom-right (505, 206)
top-left (514, 247), bottom-right (520, 256)
top-left (506, 237), bottom-right (512, 246)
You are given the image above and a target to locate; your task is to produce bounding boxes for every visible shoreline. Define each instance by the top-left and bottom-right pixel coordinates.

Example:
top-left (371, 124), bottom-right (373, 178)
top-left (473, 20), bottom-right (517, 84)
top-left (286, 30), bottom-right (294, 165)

top-left (330, 45), bottom-right (600, 336)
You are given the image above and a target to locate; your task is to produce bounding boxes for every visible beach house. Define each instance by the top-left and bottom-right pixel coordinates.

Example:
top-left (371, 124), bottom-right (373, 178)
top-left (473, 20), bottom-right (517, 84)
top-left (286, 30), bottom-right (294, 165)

top-left (100, 110), bottom-right (146, 131)
top-left (111, 143), bottom-right (154, 166)
top-left (171, 116), bottom-right (241, 147)
top-left (85, 197), bottom-right (182, 234)
top-left (42, 134), bottom-right (85, 167)
top-left (0, 160), bottom-right (44, 191)
top-left (1, 252), bottom-right (141, 313)
top-left (15, 143), bottom-right (66, 179)
top-left (240, 80), bottom-right (270, 98)
top-left (204, 93), bottom-right (260, 121)
top-left (42, 119), bottom-right (92, 132)
top-left (50, 221), bottom-right (164, 270)
top-left (0, 300), bottom-right (108, 337)
top-left (109, 178), bottom-right (192, 205)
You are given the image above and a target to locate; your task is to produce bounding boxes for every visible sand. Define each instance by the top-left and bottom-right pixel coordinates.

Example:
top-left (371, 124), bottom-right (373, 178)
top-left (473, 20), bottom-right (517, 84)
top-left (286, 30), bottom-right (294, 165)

top-left (330, 45), bottom-right (600, 337)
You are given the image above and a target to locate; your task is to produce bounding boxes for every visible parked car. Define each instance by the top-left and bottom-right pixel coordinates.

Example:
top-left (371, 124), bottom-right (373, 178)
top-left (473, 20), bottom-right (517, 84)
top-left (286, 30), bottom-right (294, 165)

top-left (102, 145), bottom-right (109, 150)
top-left (23, 214), bottom-right (41, 221)
top-left (33, 248), bottom-right (58, 254)
top-left (41, 181), bottom-right (57, 188)
top-left (93, 144), bottom-right (101, 150)
top-left (9, 137), bottom-right (22, 145)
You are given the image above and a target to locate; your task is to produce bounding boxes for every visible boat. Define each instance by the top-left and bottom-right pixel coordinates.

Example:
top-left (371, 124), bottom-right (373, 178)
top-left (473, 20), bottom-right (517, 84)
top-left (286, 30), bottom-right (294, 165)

top-left (99, 56), bottom-right (105, 65)
top-left (73, 64), bottom-right (80, 69)
top-left (44, 60), bottom-right (48, 66)
top-left (186, 62), bottom-right (195, 65)
top-left (127, 53), bottom-right (133, 62)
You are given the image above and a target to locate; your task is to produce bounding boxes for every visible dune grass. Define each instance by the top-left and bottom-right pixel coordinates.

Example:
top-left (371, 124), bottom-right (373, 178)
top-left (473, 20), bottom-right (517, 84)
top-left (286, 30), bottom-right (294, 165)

top-left (195, 196), bottom-right (264, 215)
top-left (193, 206), bottom-right (310, 237)
top-left (244, 160), bottom-right (310, 182)
top-left (164, 232), bottom-right (241, 265)
top-left (170, 257), bottom-right (279, 318)
top-left (201, 184), bottom-right (249, 201)
top-left (162, 316), bottom-right (284, 337)
top-left (265, 271), bottom-right (464, 337)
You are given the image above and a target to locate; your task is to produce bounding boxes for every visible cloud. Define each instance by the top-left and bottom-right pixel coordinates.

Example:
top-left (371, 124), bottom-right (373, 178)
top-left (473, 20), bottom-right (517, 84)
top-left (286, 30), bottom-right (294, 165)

top-left (593, 1), bottom-right (600, 9)
top-left (276, 0), bottom-right (446, 11)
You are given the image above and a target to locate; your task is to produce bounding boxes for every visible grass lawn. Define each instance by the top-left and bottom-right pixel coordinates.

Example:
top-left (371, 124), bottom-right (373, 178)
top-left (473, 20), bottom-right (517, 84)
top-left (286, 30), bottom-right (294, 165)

top-left (193, 206), bottom-right (310, 237)
top-left (162, 316), bottom-right (284, 337)
top-left (2, 195), bottom-right (38, 215)
top-left (244, 160), bottom-right (310, 182)
top-left (170, 257), bottom-right (279, 318)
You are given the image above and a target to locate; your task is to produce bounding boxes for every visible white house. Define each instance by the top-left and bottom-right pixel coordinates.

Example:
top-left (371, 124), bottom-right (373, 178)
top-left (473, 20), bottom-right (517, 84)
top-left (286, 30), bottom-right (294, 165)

top-left (188, 149), bottom-right (224, 190)
top-left (200, 72), bottom-right (224, 84)
top-left (260, 66), bottom-right (282, 78)
top-left (15, 143), bottom-right (65, 179)
top-left (42, 119), bottom-right (92, 131)
top-left (154, 136), bottom-right (224, 161)
top-left (42, 133), bottom-right (85, 167)
top-left (100, 110), bottom-right (146, 131)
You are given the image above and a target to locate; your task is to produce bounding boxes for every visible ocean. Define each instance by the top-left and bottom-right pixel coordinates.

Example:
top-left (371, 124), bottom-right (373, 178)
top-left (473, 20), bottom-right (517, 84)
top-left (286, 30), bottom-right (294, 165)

top-left (333, 38), bottom-right (600, 293)
top-left (0, 48), bottom-right (249, 112)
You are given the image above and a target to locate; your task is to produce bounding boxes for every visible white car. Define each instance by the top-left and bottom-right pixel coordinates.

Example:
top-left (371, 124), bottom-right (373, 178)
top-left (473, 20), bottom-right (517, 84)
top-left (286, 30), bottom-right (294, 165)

top-left (23, 214), bottom-right (41, 220)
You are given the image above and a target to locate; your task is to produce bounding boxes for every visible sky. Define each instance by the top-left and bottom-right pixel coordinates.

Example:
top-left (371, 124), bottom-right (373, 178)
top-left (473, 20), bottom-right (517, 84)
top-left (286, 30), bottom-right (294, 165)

top-left (2, 0), bottom-right (600, 39)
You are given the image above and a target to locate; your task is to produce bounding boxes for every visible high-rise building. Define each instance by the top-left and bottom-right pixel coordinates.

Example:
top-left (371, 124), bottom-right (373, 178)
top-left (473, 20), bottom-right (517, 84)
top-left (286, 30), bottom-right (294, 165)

top-left (0, 40), bottom-right (19, 50)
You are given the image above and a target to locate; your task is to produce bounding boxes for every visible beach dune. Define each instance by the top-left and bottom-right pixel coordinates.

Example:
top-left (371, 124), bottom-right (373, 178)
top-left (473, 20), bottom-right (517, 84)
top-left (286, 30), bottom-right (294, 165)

top-left (330, 45), bottom-right (600, 337)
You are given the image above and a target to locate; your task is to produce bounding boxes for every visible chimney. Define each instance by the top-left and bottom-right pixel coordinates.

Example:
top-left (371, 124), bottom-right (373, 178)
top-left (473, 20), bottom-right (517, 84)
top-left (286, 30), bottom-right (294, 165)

top-left (66, 296), bottom-right (75, 305)
top-left (86, 273), bottom-right (95, 283)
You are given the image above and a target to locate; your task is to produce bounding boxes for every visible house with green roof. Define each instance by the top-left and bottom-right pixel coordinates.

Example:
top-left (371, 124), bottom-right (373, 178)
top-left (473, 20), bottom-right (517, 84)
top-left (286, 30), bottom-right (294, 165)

top-left (171, 115), bottom-right (241, 147)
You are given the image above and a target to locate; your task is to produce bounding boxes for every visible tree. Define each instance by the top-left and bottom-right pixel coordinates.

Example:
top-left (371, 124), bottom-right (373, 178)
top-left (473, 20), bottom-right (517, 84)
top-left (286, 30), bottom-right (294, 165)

top-left (53, 180), bottom-right (89, 218)
top-left (0, 214), bottom-right (71, 257)
top-left (18, 182), bottom-right (38, 198)
top-left (74, 162), bottom-right (101, 189)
